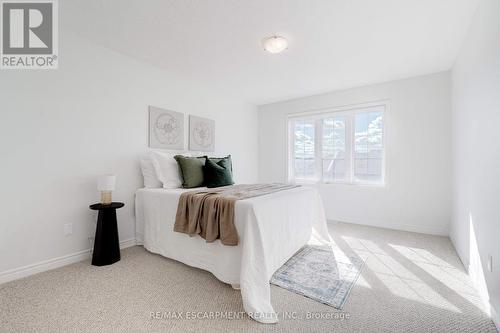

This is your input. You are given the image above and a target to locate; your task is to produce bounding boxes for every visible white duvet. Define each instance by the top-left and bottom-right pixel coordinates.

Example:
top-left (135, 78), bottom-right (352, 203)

top-left (135, 186), bottom-right (331, 323)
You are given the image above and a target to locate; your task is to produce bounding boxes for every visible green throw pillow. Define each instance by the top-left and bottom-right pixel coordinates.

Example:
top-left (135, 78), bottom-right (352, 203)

top-left (209, 155), bottom-right (233, 172)
top-left (203, 157), bottom-right (234, 188)
top-left (174, 155), bottom-right (206, 188)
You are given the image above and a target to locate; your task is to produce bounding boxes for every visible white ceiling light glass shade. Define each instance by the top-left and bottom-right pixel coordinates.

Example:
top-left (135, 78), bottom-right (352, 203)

top-left (262, 36), bottom-right (288, 54)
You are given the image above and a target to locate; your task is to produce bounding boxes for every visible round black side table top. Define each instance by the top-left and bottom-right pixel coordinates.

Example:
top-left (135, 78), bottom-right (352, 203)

top-left (90, 202), bottom-right (124, 266)
top-left (90, 202), bottom-right (125, 210)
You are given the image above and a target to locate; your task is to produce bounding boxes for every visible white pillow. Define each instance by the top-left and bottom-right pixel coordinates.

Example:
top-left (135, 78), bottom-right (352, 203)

top-left (150, 151), bottom-right (183, 189)
top-left (140, 155), bottom-right (162, 188)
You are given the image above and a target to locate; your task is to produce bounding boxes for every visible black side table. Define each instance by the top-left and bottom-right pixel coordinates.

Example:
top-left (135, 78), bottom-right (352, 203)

top-left (89, 202), bottom-right (124, 266)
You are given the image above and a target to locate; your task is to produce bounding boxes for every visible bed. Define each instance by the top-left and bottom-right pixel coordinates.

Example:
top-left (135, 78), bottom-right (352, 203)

top-left (135, 185), bottom-right (331, 323)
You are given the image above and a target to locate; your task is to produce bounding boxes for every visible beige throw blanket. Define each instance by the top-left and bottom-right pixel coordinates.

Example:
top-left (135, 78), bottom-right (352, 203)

top-left (174, 183), bottom-right (300, 245)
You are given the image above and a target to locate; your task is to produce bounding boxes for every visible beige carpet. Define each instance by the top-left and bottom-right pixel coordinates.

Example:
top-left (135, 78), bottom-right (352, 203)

top-left (0, 223), bottom-right (496, 333)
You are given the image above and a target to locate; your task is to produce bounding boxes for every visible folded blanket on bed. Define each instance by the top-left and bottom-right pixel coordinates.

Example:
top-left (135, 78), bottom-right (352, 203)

top-left (174, 183), bottom-right (300, 245)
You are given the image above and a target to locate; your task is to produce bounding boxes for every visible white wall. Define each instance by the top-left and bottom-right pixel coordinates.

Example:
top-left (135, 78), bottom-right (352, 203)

top-left (451, 0), bottom-right (500, 326)
top-left (0, 29), bottom-right (258, 278)
top-left (258, 72), bottom-right (451, 235)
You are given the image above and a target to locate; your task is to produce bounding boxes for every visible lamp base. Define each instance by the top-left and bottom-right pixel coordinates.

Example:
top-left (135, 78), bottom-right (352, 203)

top-left (101, 191), bottom-right (112, 205)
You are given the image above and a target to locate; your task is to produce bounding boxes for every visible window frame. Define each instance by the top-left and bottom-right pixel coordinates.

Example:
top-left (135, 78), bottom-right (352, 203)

top-left (286, 100), bottom-right (388, 186)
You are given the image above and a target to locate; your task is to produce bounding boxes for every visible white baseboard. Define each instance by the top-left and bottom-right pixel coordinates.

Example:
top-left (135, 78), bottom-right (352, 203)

top-left (0, 238), bottom-right (136, 285)
top-left (449, 237), bottom-right (498, 331)
top-left (119, 238), bottom-right (137, 249)
top-left (327, 218), bottom-right (449, 236)
top-left (491, 302), bottom-right (499, 332)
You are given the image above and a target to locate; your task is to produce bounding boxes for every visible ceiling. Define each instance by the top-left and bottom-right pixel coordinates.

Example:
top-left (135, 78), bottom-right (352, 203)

top-left (62, 0), bottom-right (480, 105)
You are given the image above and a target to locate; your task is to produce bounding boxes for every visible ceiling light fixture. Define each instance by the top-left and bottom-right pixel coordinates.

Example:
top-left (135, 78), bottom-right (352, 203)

top-left (262, 35), bottom-right (288, 54)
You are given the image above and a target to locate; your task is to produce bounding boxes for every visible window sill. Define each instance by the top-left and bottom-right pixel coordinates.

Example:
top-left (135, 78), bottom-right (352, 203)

top-left (292, 180), bottom-right (386, 188)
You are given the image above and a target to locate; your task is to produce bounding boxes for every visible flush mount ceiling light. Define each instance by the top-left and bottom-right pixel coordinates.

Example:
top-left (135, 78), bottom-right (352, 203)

top-left (262, 35), bottom-right (288, 54)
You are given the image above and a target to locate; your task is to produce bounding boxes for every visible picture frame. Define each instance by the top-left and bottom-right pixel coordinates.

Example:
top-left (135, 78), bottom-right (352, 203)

top-left (148, 106), bottom-right (184, 150)
top-left (189, 115), bottom-right (215, 152)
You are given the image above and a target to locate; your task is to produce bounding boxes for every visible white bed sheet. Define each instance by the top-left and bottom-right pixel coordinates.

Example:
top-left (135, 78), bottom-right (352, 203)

top-left (135, 186), bottom-right (331, 323)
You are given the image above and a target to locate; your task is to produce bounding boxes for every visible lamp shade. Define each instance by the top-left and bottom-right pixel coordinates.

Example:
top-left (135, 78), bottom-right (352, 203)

top-left (97, 175), bottom-right (116, 191)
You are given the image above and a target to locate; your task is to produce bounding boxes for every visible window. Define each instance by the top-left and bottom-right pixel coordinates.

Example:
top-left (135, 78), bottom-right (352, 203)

top-left (288, 103), bottom-right (386, 185)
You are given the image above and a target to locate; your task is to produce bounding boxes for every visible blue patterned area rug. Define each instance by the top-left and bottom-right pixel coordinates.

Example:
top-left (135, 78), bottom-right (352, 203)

top-left (271, 245), bottom-right (365, 309)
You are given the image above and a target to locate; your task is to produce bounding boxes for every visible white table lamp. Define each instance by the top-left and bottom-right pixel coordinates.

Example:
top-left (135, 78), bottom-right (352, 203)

top-left (97, 175), bottom-right (116, 205)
